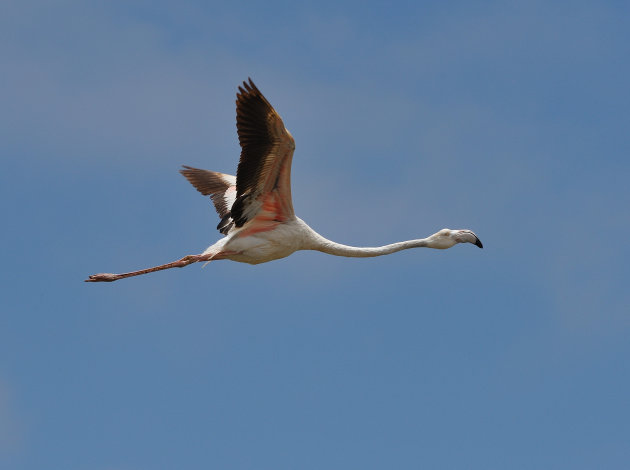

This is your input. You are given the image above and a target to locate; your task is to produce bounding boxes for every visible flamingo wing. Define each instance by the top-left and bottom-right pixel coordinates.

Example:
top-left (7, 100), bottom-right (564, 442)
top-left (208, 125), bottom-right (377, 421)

top-left (180, 79), bottom-right (296, 237)
top-left (179, 166), bottom-right (237, 234)
top-left (231, 78), bottom-right (296, 229)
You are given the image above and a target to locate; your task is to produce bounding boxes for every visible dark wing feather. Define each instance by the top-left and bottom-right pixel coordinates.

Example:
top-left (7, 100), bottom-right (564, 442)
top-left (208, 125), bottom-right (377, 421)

top-left (232, 78), bottom-right (296, 227)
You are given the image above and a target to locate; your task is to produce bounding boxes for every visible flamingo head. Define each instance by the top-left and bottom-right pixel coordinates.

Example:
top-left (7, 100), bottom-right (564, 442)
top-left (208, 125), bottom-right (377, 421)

top-left (429, 229), bottom-right (483, 249)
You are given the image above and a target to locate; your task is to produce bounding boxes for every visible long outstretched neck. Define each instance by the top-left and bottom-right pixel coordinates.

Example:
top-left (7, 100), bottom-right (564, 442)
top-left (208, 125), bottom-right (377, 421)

top-left (309, 233), bottom-right (430, 258)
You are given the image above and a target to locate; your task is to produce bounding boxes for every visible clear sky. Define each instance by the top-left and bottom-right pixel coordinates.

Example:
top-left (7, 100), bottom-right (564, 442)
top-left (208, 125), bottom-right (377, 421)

top-left (1, 1), bottom-right (629, 469)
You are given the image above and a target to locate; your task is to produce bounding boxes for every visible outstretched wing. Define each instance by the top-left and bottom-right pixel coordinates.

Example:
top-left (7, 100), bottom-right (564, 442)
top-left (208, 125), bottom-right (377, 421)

top-left (231, 78), bottom-right (296, 229)
top-left (179, 166), bottom-right (237, 235)
top-left (180, 79), bottom-right (296, 237)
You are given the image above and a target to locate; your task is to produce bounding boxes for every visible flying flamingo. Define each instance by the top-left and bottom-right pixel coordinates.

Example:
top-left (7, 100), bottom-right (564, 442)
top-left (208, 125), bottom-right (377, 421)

top-left (86, 79), bottom-right (482, 282)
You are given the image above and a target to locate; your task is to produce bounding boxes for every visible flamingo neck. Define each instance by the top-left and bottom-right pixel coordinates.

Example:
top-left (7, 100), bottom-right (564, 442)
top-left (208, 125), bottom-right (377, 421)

top-left (309, 234), bottom-right (430, 258)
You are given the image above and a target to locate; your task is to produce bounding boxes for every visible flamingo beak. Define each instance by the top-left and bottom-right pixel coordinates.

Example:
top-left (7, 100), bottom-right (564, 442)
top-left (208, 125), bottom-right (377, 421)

top-left (474, 237), bottom-right (483, 249)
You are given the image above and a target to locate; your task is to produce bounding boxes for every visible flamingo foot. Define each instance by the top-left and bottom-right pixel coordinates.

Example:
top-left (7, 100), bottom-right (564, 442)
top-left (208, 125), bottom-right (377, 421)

top-left (85, 273), bottom-right (123, 282)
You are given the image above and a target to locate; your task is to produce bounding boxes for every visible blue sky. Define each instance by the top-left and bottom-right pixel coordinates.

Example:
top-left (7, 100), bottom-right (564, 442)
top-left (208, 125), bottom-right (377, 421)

top-left (1, 1), bottom-right (629, 468)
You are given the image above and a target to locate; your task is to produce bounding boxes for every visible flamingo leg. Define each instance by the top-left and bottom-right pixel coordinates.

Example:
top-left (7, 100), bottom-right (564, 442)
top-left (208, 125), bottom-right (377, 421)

top-left (85, 253), bottom-right (213, 282)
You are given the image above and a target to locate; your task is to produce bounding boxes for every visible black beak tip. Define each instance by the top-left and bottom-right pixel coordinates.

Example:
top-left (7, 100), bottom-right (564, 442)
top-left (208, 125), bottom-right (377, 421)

top-left (474, 238), bottom-right (483, 249)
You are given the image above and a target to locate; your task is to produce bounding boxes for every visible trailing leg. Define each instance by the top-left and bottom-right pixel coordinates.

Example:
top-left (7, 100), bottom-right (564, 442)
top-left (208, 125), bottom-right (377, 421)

top-left (85, 253), bottom-right (212, 282)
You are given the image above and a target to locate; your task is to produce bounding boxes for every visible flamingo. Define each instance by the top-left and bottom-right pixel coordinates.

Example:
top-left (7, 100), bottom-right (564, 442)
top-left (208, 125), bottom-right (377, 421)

top-left (86, 79), bottom-right (482, 282)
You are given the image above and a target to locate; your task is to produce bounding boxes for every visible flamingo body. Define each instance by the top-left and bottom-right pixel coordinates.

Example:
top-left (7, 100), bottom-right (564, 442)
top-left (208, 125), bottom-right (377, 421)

top-left (204, 217), bottom-right (315, 265)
